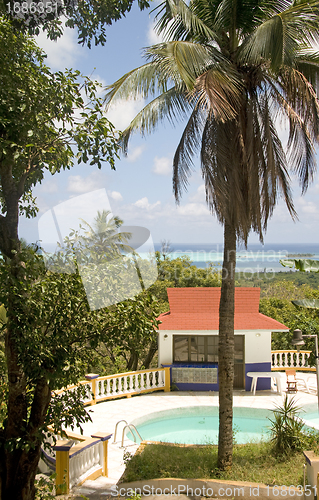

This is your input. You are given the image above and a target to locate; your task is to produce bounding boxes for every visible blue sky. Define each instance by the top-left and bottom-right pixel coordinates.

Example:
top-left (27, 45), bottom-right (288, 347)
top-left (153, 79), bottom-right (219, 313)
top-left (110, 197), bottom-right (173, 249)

top-left (19, 4), bottom-right (319, 247)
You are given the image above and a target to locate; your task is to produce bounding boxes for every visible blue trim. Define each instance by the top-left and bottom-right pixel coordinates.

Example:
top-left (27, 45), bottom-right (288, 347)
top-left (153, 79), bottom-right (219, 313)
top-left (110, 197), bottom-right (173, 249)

top-left (91, 433), bottom-right (112, 442)
top-left (69, 439), bottom-right (100, 459)
top-left (53, 440), bottom-right (74, 452)
top-left (173, 382), bottom-right (219, 391)
top-left (85, 373), bottom-right (99, 380)
top-left (245, 362), bottom-right (272, 391)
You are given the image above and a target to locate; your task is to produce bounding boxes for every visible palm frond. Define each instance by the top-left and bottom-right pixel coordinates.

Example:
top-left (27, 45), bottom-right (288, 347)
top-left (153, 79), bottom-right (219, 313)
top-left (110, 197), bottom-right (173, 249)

top-left (144, 40), bottom-right (214, 90)
top-left (239, 15), bottom-right (286, 69)
top-left (194, 65), bottom-right (243, 121)
top-left (104, 62), bottom-right (169, 107)
top-left (153, 0), bottom-right (217, 42)
top-left (256, 90), bottom-right (296, 220)
top-left (120, 87), bottom-right (191, 153)
top-left (239, 0), bottom-right (319, 70)
top-left (268, 70), bottom-right (319, 191)
top-left (294, 50), bottom-right (319, 95)
top-left (173, 104), bottom-right (207, 201)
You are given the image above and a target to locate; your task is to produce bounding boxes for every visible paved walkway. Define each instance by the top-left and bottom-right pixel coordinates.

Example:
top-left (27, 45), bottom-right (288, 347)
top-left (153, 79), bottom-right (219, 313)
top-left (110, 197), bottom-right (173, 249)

top-left (61, 374), bottom-right (318, 499)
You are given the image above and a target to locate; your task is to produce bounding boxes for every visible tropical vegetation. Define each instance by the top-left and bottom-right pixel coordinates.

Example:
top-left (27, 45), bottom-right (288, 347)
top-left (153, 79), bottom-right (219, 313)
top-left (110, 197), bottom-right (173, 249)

top-left (0, 18), bottom-right (123, 500)
top-left (104, 0), bottom-right (319, 468)
top-left (1, 0), bottom-right (149, 47)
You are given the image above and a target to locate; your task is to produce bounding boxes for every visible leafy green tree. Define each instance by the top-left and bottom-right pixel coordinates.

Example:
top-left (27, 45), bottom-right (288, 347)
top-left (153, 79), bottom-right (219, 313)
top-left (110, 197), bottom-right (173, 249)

top-left (150, 252), bottom-right (221, 307)
top-left (104, 0), bottom-right (319, 468)
top-left (96, 292), bottom-right (161, 372)
top-left (0, 20), bottom-right (121, 500)
top-left (1, 0), bottom-right (149, 47)
top-left (260, 281), bottom-right (319, 352)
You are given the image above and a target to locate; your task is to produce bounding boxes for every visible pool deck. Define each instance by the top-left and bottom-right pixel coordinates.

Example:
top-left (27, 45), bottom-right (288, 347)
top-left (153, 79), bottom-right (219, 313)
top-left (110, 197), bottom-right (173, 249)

top-left (69, 373), bottom-right (319, 499)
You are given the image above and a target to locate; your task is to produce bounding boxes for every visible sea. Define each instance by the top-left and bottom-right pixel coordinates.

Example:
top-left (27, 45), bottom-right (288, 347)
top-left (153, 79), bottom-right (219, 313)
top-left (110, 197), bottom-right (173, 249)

top-left (153, 243), bottom-right (319, 273)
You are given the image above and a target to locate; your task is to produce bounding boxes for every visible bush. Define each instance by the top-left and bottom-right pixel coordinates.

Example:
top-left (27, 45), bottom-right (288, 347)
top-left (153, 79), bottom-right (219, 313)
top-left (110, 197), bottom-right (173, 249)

top-left (269, 395), bottom-right (318, 456)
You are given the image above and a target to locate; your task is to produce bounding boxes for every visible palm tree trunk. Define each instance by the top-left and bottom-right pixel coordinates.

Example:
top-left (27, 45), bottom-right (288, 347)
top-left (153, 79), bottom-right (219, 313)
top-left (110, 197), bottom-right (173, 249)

top-left (217, 221), bottom-right (236, 469)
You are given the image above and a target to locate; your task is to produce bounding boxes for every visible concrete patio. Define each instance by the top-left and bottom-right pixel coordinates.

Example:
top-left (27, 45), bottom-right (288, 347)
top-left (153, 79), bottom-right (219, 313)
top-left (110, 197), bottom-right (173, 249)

top-left (67, 373), bottom-right (319, 499)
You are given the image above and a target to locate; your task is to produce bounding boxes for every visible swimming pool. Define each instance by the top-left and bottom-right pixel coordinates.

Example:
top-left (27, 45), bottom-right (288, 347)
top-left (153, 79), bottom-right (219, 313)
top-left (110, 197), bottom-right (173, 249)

top-left (127, 406), bottom-right (272, 445)
top-left (301, 404), bottom-right (319, 429)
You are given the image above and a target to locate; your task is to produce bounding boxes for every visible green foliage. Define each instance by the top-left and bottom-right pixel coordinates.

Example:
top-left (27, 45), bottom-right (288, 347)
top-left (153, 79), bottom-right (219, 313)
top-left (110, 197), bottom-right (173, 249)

top-left (258, 280), bottom-right (319, 351)
top-left (1, 0), bottom-right (150, 47)
top-left (268, 396), bottom-right (318, 456)
top-left (34, 474), bottom-right (56, 500)
top-left (96, 292), bottom-right (161, 372)
top-left (150, 252), bottom-right (221, 308)
top-left (0, 19), bottom-right (119, 241)
top-left (280, 259), bottom-right (319, 273)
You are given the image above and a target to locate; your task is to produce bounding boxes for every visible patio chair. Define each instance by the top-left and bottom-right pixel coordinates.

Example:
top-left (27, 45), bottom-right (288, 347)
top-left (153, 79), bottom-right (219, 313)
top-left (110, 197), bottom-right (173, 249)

top-left (286, 369), bottom-right (298, 393)
top-left (306, 375), bottom-right (317, 394)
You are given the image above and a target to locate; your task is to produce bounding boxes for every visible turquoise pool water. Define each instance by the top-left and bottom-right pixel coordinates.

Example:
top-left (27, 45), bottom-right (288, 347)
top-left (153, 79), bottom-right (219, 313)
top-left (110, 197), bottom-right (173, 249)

top-left (127, 406), bottom-right (272, 445)
top-left (302, 404), bottom-right (319, 428)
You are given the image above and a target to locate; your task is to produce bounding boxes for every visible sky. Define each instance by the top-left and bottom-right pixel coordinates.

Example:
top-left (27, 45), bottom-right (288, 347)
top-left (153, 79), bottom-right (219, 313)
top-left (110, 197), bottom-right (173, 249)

top-left (18, 4), bottom-right (319, 248)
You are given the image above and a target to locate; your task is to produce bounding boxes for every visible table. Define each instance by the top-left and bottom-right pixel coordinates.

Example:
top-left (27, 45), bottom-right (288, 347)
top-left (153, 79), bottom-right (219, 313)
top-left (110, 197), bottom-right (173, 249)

top-left (247, 371), bottom-right (286, 395)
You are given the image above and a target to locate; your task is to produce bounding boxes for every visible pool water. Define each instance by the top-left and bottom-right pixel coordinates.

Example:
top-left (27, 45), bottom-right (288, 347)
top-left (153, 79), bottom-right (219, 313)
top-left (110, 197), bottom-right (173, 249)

top-left (302, 404), bottom-right (319, 428)
top-left (127, 406), bottom-right (272, 445)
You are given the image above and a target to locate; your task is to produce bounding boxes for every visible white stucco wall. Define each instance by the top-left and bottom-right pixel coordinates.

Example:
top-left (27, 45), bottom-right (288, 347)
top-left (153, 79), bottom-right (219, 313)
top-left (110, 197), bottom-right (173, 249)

top-left (158, 329), bottom-right (272, 366)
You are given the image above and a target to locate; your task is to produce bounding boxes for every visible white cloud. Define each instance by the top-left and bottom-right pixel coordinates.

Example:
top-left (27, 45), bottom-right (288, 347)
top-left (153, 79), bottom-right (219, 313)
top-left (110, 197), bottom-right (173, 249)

top-left (134, 197), bottom-right (161, 210)
top-left (153, 156), bottom-right (172, 175)
top-left (35, 25), bottom-right (82, 70)
top-left (176, 202), bottom-right (210, 217)
top-left (147, 21), bottom-right (165, 45)
top-left (109, 191), bottom-right (123, 202)
top-left (127, 146), bottom-right (145, 162)
top-left (106, 98), bottom-right (145, 130)
top-left (67, 173), bottom-right (106, 194)
top-left (39, 180), bottom-right (59, 193)
top-left (190, 184), bottom-right (206, 203)
top-left (297, 198), bottom-right (319, 215)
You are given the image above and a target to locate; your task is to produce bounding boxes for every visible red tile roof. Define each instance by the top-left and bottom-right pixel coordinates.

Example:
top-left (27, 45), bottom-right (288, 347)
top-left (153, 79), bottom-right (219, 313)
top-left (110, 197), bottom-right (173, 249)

top-left (158, 287), bottom-right (288, 331)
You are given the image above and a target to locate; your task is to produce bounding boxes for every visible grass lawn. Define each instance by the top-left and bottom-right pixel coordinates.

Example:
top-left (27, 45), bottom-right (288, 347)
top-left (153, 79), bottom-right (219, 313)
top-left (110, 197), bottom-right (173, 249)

top-left (121, 441), bottom-right (307, 486)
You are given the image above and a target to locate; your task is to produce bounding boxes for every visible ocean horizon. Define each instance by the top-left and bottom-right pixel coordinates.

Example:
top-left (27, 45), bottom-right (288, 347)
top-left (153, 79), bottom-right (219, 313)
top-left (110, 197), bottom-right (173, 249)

top-left (153, 243), bottom-right (319, 272)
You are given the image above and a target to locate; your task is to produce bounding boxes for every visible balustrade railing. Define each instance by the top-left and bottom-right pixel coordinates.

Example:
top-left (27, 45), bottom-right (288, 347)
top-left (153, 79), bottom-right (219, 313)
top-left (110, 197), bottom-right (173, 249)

top-left (69, 437), bottom-right (104, 489)
top-left (93, 367), bottom-right (168, 404)
top-left (40, 367), bottom-right (170, 495)
top-left (271, 350), bottom-right (315, 371)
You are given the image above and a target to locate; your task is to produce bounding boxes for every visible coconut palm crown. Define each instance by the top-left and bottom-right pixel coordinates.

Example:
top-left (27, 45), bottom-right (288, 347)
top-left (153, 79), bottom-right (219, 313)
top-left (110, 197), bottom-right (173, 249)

top-left (104, 0), bottom-right (319, 468)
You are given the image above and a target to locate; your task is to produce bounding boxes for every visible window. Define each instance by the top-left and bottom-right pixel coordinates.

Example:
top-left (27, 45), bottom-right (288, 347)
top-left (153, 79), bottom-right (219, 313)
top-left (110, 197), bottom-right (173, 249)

top-left (173, 335), bottom-right (218, 363)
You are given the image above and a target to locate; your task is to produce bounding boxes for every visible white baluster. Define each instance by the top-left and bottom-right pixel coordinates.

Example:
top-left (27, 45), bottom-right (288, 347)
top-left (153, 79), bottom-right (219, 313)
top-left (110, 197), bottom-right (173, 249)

top-left (123, 376), bottom-right (128, 393)
top-left (129, 374), bottom-right (134, 392)
top-left (158, 370), bottom-right (164, 387)
top-left (278, 352), bottom-right (283, 367)
top-left (106, 378), bottom-right (111, 396)
top-left (296, 351), bottom-right (300, 368)
top-left (112, 377), bottom-right (117, 395)
top-left (140, 373), bottom-right (145, 391)
top-left (146, 372), bottom-right (151, 390)
top-left (134, 373), bottom-right (139, 391)
top-left (118, 376), bottom-right (123, 394)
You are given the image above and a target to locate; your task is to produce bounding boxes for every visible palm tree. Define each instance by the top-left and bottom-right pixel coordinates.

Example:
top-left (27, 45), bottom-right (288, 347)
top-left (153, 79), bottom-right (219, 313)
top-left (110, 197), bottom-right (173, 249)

top-left (104, 0), bottom-right (319, 468)
top-left (80, 210), bottom-right (133, 262)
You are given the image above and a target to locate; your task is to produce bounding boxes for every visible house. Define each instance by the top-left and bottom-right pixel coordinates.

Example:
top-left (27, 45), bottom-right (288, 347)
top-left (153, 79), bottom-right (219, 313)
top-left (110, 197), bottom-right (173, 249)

top-left (158, 287), bottom-right (288, 391)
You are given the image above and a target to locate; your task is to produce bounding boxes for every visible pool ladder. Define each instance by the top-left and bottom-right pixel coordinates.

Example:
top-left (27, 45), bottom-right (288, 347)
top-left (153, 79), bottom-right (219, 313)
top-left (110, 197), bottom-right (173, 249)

top-left (113, 419), bottom-right (143, 448)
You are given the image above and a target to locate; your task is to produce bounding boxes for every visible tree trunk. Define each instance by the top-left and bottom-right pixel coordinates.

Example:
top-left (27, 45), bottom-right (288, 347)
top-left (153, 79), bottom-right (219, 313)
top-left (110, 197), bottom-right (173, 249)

top-left (141, 339), bottom-right (157, 369)
top-left (126, 351), bottom-right (139, 372)
top-left (0, 212), bottom-right (52, 499)
top-left (217, 221), bottom-right (236, 469)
